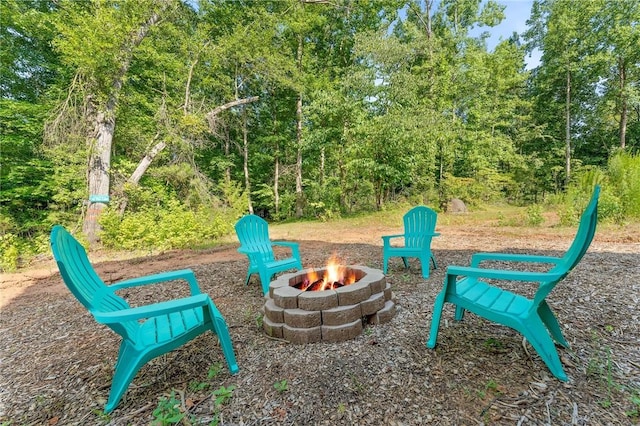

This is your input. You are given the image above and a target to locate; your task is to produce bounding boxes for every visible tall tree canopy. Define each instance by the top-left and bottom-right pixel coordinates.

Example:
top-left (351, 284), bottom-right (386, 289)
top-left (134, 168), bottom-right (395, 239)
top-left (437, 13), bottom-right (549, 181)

top-left (1, 0), bottom-right (638, 256)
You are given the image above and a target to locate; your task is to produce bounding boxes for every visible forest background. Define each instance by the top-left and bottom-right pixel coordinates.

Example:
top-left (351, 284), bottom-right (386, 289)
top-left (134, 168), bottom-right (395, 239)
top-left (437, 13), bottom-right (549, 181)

top-left (1, 0), bottom-right (639, 271)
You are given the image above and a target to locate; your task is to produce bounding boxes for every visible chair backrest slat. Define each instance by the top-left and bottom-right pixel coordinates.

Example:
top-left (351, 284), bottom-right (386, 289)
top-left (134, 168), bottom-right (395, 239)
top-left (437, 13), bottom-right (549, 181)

top-left (50, 226), bottom-right (136, 337)
top-left (235, 215), bottom-right (275, 262)
top-left (403, 206), bottom-right (438, 248)
top-left (532, 185), bottom-right (600, 307)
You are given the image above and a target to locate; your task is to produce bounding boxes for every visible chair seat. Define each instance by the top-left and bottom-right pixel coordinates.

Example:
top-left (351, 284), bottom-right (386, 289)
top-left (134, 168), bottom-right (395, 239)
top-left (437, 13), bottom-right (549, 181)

top-left (455, 278), bottom-right (530, 318)
top-left (264, 257), bottom-right (300, 271)
top-left (138, 307), bottom-right (205, 346)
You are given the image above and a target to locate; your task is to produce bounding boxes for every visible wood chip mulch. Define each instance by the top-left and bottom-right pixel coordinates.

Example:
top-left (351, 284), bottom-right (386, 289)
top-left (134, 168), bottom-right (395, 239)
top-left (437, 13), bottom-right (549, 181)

top-left (1, 228), bottom-right (639, 425)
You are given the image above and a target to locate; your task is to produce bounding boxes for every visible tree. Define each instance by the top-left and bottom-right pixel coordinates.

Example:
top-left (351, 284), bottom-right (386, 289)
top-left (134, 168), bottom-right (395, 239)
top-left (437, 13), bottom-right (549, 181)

top-left (50, 0), bottom-right (173, 244)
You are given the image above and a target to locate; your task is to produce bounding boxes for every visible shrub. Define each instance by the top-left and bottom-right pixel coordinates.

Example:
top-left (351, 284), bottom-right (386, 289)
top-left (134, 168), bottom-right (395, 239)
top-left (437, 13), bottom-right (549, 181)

top-left (100, 200), bottom-right (234, 251)
top-left (525, 204), bottom-right (545, 227)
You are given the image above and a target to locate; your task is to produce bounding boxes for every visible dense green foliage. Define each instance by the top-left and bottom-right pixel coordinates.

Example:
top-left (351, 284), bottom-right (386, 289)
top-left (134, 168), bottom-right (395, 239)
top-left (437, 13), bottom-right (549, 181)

top-left (1, 0), bottom-right (638, 269)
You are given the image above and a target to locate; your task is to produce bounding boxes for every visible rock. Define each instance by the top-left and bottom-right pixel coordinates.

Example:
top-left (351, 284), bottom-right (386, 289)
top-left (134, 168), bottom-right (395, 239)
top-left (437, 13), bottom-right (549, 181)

top-left (449, 198), bottom-right (467, 213)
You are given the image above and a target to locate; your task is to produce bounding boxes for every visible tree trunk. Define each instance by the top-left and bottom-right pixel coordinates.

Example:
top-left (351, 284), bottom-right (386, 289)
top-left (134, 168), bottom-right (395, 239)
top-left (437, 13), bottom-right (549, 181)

top-left (117, 136), bottom-right (165, 215)
top-left (295, 35), bottom-right (304, 218)
top-left (242, 106), bottom-right (253, 214)
top-left (273, 108), bottom-right (280, 216)
top-left (83, 8), bottom-right (164, 245)
top-left (564, 69), bottom-right (571, 188)
top-left (618, 57), bottom-right (627, 149)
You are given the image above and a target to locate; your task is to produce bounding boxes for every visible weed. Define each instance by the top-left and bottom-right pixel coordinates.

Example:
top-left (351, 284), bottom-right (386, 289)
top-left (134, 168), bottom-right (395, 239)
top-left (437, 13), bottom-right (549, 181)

top-left (274, 379), bottom-right (288, 393)
top-left (255, 313), bottom-right (264, 329)
top-left (525, 204), bottom-right (544, 226)
top-left (151, 390), bottom-right (184, 425)
top-left (91, 409), bottom-right (111, 423)
top-left (207, 363), bottom-right (222, 380)
top-left (349, 374), bottom-right (365, 393)
top-left (212, 385), bottom-right (235, 408)
top-left (483, 338), bottom-right (504, 350)
top-left (485, 379), bottom-right (499, 393)
top-left (337, 402), bottom-right (347, 413)
top-left (625, 390), bottom-right (640, 419)
top-left (189, 380), bottom-right (209, 392)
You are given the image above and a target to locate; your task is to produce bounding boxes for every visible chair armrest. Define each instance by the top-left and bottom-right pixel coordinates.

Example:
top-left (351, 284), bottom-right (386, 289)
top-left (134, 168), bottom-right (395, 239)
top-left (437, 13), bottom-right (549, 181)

top-left (273, 241), bottom-right (301, 259)
top-left (447, 265), bottom-right (564, 283)
top-left (470, 253), bottom-right (562, 267)
top-left (93, 294), bottom-right (210, 324)
top-left (381, 234), bottom-right (404, 246)
top-left (110, 269), bottom-right (202, 295)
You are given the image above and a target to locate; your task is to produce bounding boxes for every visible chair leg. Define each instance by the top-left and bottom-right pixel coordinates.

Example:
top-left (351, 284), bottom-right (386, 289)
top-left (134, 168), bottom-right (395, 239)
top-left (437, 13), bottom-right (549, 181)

top-left (401, 257), bottom-right (409, 269)
top-left (105, 343), bottom-right (145, 413)
top-left (420, 255), bottom-right (431, 279)
top-left (522, 317), bottom-right (568, 381)
top-left (538, 301), bottom-right (569, 348)
top-left (208, 301), bottom-right (239, 374)
top-left (259, 270), bottom-right (272, 295)
top-left (426, 290), bottom-right (446, 348)
top-left (454, 306), bottom-right (465, 321)
top-left (383, 255), bottom-right (389, 275)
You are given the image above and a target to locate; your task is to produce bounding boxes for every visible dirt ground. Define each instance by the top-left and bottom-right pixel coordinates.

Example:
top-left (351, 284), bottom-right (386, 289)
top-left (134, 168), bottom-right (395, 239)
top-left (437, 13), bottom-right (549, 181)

top-left (1, 218), bottom-right (639, 425)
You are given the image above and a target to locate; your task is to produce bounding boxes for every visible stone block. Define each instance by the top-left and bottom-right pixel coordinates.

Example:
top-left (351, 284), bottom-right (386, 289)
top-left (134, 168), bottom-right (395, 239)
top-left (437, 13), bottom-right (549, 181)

top-left (272, 285), bottom-right (301, 309)
top-left (283, 324), bottom-right (321, 344)
top-left (263, 316), bottom-right (284, 338)
top-left (264, 299), bottom-right (284, 323)
top-left (369, 300), bottom-right (396, 325)
top-left (298, 289), bottom-right (338, 311)
top-left (360, 292), bottom-right (386, 316)
top-left (322, 303), bottom-right (363, 326)
top-left (322, 319), bottom-right (363, 342)
top-left (384, 282), bottom-right (393, 301)
top-left (336, 280), bottom-right (371, 306)
top-left (283, 308), bottom-right (322, 329)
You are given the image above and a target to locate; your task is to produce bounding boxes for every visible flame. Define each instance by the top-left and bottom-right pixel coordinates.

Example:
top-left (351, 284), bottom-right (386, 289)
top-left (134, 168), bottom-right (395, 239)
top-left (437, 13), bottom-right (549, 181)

top-left (298, 253), bottom-right (357, 291)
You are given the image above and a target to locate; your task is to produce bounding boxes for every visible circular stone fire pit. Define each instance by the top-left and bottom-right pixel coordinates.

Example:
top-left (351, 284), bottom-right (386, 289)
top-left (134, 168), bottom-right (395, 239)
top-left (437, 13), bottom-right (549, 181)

top-left (262, 266), bottom-right (396, 343)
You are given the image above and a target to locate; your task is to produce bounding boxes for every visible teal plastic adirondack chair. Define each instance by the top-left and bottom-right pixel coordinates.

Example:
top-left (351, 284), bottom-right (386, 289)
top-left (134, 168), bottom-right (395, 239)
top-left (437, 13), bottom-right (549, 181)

top-left (382, 206), bottom-right (440, 279)
top-left (234, 214), bottom-right (303, 294)
top-left (427, 185), bottom-right (600, 381)
top-left (50, 225), bottom-right (239, 413)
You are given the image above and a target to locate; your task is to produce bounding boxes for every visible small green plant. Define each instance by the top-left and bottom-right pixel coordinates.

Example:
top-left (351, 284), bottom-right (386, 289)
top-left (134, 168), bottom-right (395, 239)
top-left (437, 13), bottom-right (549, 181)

top-left (626, 390), bottom-right (640, 418)
top-left (212, 385), bottom-right (235, 407)
top-left (208, 363), bottom-right (222, 380)
top-left (485, 379), bottom-right (499, 393)
top-left (189, 380), bottom-right (209, 391)
top-left (152, 391), bottom-right (185, 425)
top-left (348, 374), bottom-right (365, 393)
top-left (483, 338), bottom-right (504, 351)
top-left (337, 402), bottom-right (347, 413)
top-left (92, 408), bottom-right (111, 423)
top-left (525, 204), bottom-right (544, 226)
top-left (274, 379), bottom-right (289, 393)
top-left (255, 313), bottom-right (264, 329)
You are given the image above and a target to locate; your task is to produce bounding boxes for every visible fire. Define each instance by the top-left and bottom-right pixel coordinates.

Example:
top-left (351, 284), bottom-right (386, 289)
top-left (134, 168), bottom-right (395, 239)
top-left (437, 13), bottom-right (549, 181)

top-left (296, 253), bottom-right (357, 291)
